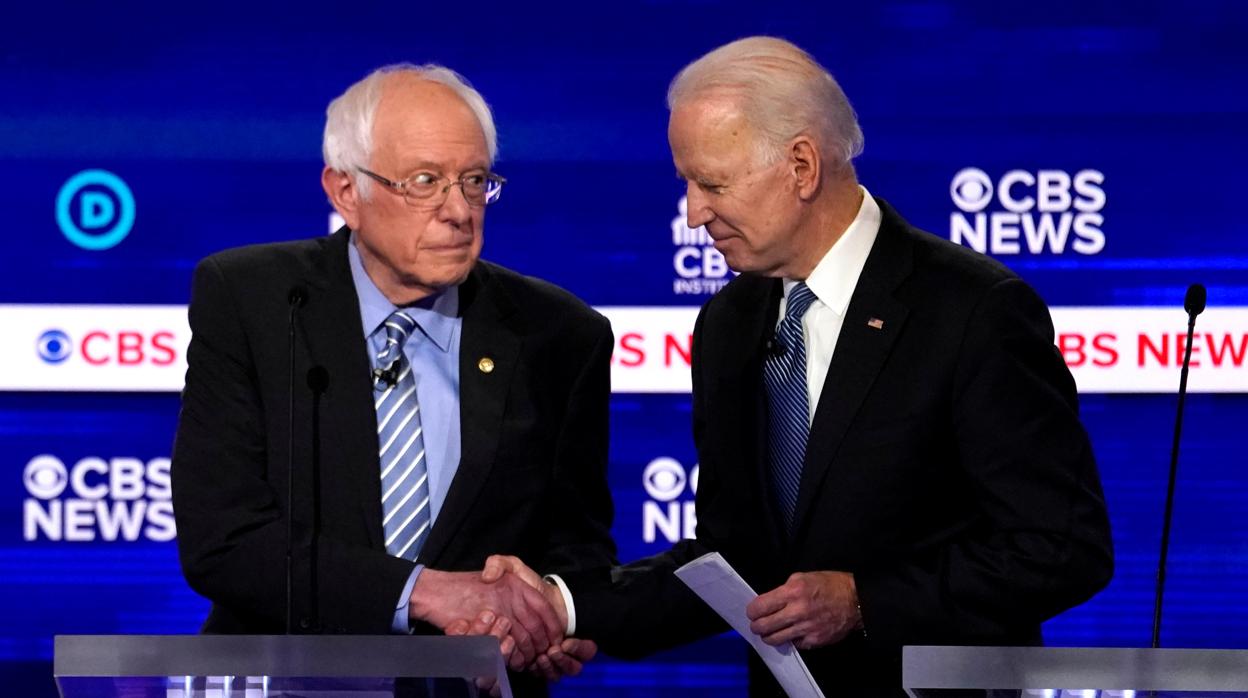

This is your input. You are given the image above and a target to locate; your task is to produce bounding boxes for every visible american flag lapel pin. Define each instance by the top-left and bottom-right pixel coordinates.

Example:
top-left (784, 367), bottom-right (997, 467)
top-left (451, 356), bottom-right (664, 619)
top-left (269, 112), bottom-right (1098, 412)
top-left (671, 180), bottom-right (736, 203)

top-left (867, 317), bottom-right (885, 330)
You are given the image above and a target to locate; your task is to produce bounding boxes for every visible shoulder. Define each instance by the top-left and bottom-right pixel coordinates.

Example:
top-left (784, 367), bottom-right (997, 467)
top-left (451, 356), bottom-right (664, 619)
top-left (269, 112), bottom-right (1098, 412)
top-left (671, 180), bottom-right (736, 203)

top-left (869, 200), bottom-right (1051, 323)
top-left (882, 202), bottom-right (1019, 295)
top-left (473, 260), bottom-right (610, 336)
top-left (197, 236), bottom-right (330, 280)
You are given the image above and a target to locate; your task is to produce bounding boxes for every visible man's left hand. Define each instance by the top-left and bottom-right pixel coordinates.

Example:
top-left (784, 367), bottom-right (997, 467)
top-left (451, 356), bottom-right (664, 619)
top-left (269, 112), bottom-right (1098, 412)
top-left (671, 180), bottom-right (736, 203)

top-left (746, 571), bottom-right (862, 650)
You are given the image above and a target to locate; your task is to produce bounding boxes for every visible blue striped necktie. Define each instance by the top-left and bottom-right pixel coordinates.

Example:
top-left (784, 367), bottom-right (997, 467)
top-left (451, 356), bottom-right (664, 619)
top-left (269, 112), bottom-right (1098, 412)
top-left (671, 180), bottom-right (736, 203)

top-left (373, 310), bottom-right (431, 561)
top-left (763, 282), bottom-right (819, 533)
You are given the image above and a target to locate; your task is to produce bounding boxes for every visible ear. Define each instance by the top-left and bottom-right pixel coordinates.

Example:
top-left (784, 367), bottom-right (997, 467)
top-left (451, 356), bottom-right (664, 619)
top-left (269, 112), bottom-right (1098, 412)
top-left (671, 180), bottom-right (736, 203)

top-left (789, 136), bottom-right (821, 201)
top-left (322, 166), bottom-right (362, 231)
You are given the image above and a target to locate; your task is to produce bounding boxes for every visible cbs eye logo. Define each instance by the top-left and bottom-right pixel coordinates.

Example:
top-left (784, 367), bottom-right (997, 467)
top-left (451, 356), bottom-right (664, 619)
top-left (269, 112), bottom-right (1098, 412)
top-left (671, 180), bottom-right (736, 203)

top-left (24, 455), bottom-right (69, 499)
top-left (642, 457), bottom-right (698, 501)
top-left (38, 330), bottom-right (72, 364)
top-left (950, 168), bottom-right (994, 213)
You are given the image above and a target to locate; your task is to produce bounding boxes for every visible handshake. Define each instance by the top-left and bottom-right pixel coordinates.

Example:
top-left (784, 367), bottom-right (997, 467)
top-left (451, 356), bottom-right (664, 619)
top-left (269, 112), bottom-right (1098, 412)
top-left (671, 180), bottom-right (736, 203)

top-left (409, 555), bottom-right (595, 687)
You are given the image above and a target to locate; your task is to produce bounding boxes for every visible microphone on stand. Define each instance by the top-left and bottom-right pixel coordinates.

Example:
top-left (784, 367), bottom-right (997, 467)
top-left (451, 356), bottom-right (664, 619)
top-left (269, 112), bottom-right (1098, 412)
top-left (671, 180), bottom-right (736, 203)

top-left (284, 286), bottom-right (307, 635)
top-left (1152, 283), bottom-right (1206, 648)
top-left (304, 366), bottom-right (330, 634)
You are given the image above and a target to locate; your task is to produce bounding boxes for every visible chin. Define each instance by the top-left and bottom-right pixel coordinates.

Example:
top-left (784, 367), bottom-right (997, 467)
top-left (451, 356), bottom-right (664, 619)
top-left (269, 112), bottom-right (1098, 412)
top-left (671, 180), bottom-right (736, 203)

top-left (427, 264), bottom-right (475, 290)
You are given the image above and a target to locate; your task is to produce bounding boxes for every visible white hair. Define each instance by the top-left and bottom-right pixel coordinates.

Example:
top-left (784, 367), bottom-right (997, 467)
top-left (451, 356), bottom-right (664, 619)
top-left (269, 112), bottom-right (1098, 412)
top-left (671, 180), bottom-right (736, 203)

top-left (322, 63), bottom-right (497, 198)
top-left (667, 36), bottom-right (864, 167)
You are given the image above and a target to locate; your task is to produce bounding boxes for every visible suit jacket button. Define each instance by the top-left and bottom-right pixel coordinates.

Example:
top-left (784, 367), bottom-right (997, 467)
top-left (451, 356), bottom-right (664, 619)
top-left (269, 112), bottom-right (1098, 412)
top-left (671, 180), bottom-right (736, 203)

top-left (478, 357), bottom-right (495, 373)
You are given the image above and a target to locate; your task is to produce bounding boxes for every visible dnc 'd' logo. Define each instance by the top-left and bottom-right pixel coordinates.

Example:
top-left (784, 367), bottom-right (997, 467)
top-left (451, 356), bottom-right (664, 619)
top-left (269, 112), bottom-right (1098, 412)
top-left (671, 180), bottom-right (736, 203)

top-left (950, 167), bottom-right (1105, 255)
top-left (56, 169), bottom-right (136, 251)
top-left (671, 197), bottom-right (735, 296)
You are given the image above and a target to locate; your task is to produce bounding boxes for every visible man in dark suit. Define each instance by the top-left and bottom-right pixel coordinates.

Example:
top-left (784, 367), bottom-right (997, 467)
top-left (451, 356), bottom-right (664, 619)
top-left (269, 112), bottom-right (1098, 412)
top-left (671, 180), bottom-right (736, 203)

top-left (171, 63), bottom-right (613, 689)
top-left (486, 36), bottom-right (1113, 696)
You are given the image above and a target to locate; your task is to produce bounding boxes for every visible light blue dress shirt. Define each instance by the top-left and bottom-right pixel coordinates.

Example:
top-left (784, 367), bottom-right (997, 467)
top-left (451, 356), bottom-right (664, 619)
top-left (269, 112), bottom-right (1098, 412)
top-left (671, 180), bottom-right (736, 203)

top-left (347, 235), bottom-right (463, 632)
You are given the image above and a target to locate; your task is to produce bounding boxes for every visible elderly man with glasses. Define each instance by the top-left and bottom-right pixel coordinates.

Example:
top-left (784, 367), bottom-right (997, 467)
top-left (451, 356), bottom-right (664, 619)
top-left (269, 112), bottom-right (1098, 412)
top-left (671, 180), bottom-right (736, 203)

top-left (171, 64), bottom-right (614, 695)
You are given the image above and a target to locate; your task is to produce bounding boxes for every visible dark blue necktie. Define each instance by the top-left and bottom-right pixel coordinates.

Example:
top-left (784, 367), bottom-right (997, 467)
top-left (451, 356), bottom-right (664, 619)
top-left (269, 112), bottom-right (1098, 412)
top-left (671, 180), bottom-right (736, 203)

top-left (763, 282), bottom-right (818, 532)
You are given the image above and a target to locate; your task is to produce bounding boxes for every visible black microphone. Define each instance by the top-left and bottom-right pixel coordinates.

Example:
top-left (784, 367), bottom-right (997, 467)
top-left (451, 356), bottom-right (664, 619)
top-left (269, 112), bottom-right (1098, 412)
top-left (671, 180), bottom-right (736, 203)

top-left (307, 365), bottom-right (330, 393)
top-left (1184, 283), bottom-right (1207, 317)
top-left (304, 366), bottom-right (329, 634)
top-left (284, 286), bottom-right (307, 635)
top-left (373, 364), bottom-right (400, 388)
top-left (1152, 283), bottom-right (1206, 648)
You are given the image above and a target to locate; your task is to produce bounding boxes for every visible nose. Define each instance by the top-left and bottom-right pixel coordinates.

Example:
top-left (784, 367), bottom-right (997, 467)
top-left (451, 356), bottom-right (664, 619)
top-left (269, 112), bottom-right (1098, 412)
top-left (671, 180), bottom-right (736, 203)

top-left (685, 184), bottom-right (715, 229)
top-left (436, 181), bottom-right (473, 227)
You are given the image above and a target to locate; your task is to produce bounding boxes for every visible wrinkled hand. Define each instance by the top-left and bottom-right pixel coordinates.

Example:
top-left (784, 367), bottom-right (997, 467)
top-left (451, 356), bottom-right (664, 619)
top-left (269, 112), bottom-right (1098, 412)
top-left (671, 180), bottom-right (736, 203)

top-left (445, 611), bottom-right (514, 697)
top-left (481, 555), bottom-right (594, 682)
top-left (410, 568), bottom-right (563, 669)
top-left (480, 555), bottom-right (567, 630)
top-left (541, 635), bottom-right (596, 681)
top-left (746, 571), bottom-right (861, 650)
top-left (448, 610), bottom-right (597, 695)
top-left (445, 609), bottom-right (523, 672)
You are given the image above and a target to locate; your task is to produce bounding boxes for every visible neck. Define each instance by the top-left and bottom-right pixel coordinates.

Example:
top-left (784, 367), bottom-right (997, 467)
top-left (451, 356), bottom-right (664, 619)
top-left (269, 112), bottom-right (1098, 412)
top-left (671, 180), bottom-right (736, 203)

top-left (783, 172), bottom-right (862, 280)
top-left (354, 240), bottom-right (442, 306)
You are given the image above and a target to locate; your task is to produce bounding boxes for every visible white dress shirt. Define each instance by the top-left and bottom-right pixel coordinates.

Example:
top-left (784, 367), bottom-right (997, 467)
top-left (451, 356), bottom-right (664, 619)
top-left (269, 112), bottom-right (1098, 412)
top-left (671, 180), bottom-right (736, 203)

top-left (778, 186), bottom-right (881, 425)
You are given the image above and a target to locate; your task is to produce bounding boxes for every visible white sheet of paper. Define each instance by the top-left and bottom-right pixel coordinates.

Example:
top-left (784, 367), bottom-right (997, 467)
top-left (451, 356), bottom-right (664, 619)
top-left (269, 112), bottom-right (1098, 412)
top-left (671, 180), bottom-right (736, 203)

top-left (675, 552), bottom-right (825, 698)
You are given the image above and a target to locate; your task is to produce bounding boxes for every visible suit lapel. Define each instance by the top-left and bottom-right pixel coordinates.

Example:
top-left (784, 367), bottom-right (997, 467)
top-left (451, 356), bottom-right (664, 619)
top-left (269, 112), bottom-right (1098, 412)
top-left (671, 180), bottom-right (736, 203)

top-left (790, 203), bottom-right (914, 540)
top-left (418, 263), bottom-right (521, 567)
top-left (721, 276), bottom-right (789, 554)
top-left (297, 229), bottom-right (387, 550)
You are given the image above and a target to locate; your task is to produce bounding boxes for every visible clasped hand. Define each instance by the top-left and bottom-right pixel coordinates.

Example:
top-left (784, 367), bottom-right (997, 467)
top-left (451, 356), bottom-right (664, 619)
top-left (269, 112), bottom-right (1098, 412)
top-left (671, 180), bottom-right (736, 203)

top-left (411, 557), bottom-right (595, 689)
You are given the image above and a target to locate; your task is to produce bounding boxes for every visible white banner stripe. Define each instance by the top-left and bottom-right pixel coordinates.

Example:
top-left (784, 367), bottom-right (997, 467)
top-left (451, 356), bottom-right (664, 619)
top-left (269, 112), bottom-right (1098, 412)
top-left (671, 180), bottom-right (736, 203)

top-left (4, 304), bottom-right (1246, 394)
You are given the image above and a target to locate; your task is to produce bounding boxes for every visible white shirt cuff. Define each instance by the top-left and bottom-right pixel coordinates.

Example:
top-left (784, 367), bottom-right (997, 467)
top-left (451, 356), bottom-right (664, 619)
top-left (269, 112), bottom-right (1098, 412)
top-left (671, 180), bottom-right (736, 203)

top-left (543, 573), bottom-right (576, 636)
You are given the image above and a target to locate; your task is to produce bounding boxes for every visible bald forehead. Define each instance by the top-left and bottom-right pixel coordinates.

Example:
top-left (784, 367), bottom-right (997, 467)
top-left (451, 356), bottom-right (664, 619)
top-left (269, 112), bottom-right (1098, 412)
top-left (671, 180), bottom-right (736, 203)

top-left (371, 73), bottom-right (488, 167)
top-left (376, 74), bottom-right (477, 126)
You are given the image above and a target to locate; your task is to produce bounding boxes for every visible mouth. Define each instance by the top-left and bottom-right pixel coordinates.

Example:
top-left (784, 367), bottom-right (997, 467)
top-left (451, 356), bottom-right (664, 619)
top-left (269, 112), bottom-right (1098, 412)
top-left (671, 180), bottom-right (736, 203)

top-left (421, 242), bottom-right (473, 252)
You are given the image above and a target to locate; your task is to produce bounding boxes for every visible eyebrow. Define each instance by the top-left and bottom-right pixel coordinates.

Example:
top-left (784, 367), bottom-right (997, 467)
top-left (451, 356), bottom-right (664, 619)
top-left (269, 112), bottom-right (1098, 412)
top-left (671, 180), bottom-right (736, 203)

top-left (401, 160), bottom-right (490, 174)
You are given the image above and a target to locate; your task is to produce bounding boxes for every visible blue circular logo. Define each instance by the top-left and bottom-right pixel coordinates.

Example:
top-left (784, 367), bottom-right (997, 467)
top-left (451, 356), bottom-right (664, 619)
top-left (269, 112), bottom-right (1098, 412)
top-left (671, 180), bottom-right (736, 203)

top-left (37, 329), bottom-right (72, 364)
top-left (56, 169), bottom-right (136, 251)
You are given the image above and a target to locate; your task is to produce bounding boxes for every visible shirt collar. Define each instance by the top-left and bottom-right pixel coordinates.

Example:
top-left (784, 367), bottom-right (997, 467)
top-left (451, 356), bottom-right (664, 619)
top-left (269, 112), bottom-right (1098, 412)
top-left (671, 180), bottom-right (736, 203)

top-left (783, 185), bottom-right (881, 316)
top-left (347, 232), bottom-right (459, 353)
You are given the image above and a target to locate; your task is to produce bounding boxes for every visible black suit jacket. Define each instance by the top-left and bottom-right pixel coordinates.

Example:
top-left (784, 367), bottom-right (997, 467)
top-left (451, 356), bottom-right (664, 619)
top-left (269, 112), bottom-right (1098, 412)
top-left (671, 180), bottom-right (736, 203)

top-left (172, 228), bottom-right (617, 639)
top-left (571, 199), bottom-right (1113, 697)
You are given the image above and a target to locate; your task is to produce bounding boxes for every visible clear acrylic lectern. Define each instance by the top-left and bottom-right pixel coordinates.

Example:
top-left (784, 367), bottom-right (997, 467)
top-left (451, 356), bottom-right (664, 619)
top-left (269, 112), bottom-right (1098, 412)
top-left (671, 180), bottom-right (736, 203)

top-left (54, 634), bottom-right (512, 698)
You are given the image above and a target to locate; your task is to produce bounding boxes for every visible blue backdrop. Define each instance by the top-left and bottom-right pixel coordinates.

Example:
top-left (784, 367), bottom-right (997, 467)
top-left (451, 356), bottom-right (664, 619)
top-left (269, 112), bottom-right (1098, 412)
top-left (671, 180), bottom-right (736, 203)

top-left (3, 2), bottom-right (1247, 695)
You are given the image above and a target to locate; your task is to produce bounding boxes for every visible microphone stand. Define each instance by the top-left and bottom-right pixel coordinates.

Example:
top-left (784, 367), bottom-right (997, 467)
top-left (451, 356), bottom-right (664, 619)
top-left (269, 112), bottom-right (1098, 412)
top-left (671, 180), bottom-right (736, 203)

top-left (305, 366), bottom-right (330, 633)
top-left (285, 287), bottom-right (306, 634)
top-left (1152, 283), bottom-right (1206, 648)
